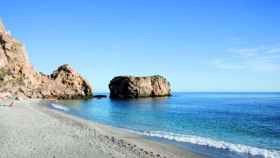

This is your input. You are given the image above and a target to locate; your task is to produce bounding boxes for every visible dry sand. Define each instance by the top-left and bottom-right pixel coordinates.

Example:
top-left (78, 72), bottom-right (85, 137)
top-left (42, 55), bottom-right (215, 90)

top-left (0, 100), bottom-right (206, 158)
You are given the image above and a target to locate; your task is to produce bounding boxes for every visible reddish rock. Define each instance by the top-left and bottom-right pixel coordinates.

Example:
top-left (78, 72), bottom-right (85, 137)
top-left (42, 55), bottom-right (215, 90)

top-left (0, 19), bottom-right (93, 99)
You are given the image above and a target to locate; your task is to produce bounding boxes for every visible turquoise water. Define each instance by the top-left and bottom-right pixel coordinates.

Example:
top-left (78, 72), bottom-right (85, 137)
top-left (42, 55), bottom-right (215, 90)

top-left (49, 92), bottom-right (280, 158)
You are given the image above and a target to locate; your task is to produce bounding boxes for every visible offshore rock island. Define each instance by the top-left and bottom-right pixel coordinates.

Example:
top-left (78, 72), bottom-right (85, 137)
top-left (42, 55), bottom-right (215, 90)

top-left (0, 20), bottom-right (93, 99)
top-left (109, 75), bottom-right (171, 99)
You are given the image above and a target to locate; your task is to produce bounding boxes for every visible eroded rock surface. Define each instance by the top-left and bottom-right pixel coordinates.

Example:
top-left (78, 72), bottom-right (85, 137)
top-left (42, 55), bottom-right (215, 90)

top-left (0, 20), bottom-right (93, 99)
top-left (109, 75), bottom-right (171, 99)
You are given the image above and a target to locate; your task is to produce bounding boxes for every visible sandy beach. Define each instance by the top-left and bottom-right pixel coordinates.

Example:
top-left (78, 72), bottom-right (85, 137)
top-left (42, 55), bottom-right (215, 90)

top-left (0, 100), bottom-right (205, 158)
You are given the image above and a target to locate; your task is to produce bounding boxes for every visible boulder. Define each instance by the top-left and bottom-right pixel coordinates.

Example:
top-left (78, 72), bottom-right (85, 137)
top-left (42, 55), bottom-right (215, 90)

top-left (49, 64), bottom-right (93, 99)
top-left (0, 19), bottom-right (93, 99)
top-left (109, 75), bottom-right (171, 99)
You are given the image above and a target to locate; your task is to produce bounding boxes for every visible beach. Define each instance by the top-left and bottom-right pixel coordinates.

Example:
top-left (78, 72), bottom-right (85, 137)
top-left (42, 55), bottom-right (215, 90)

top-left (0, 100), bottom-right (204, 158)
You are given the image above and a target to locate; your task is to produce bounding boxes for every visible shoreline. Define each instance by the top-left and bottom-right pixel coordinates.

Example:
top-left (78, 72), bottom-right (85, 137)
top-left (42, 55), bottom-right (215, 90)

top-left (0, 100), bottom-right (205, 158)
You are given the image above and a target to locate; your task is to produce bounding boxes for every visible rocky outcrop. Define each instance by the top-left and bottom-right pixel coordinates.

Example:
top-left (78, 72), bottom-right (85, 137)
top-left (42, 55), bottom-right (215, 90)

top-left (0, 19), bottom-right (93, 99)
top-left (109, 75), bottom-right (171, 99)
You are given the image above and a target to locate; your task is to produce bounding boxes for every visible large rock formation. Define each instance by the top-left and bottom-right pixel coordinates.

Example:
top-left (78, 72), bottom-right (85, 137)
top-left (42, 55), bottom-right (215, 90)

top-left (0, 19), bottom-right (93, 99)
top-left (109, 75), bottom-right (171, 99)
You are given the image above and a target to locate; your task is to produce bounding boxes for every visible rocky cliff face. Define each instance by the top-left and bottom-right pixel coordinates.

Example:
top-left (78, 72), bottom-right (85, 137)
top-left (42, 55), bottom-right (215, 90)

top-left (0, 20), bottom-right (93, 99)
top-left (109, 75), bottom-right (171, 99)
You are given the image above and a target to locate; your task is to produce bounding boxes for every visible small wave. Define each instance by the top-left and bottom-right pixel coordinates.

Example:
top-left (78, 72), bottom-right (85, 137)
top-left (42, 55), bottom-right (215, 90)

top-left (50, 103), bottom-right (70, 112)
top-left (133, 130), bottom-right (280, 158)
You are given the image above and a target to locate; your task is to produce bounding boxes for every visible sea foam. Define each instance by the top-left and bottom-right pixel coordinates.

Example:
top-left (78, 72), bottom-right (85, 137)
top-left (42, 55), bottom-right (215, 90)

top-left (134, 130), bottom-right (280, 158)
top-left (50, 103), bottom-right (70, 112)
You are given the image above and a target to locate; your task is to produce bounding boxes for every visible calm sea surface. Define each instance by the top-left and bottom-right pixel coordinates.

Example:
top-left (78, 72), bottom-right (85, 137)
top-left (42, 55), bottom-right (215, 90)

top-left (48, 92), bottom-right (280, 158)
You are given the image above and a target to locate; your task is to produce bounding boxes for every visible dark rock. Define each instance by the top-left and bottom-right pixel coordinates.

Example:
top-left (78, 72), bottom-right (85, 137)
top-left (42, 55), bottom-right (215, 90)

top-left (93, 95), bottom-right (107, 99)
top-left (109, 75), bottom-right (171, 99)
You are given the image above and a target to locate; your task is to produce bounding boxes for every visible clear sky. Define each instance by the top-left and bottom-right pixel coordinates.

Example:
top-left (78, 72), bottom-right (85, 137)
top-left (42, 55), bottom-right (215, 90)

top-left (2, 0), bottom-right (280, 92)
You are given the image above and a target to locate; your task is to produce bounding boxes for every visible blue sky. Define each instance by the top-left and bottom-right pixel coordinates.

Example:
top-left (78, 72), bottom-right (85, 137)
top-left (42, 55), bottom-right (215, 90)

top-left (1, 0), bottom-right (280, 92)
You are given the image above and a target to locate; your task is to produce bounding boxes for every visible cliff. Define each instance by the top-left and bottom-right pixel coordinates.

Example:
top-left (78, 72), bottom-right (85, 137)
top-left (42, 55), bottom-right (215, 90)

top-left (0, 20), bottom-right (93, 99)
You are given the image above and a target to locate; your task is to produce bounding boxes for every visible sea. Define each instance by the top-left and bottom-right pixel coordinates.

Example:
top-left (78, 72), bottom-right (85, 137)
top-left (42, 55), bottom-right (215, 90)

top-left (48, 92), bottom-right (280, 158)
